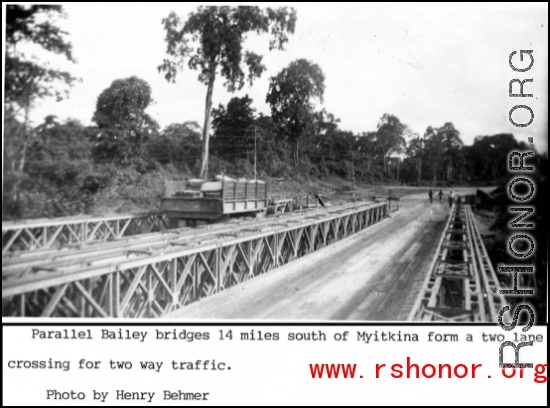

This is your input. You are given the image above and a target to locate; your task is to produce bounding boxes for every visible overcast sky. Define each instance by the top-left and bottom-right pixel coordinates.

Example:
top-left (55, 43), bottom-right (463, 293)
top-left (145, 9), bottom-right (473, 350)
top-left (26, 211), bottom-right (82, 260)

top-left (4, 3), bottom-right (549, 152)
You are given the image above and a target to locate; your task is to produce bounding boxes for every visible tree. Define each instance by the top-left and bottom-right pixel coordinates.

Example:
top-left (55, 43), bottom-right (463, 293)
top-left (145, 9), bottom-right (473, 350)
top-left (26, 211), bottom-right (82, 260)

top-left (437, 122), bottom-right (463, 182)
top-left (355, 132), bottom-right (379, 179)
top-left (27, 118), bottom-right (94, 184)
top-left (376, 114), bottom-right (409, 177)
top-left (149, 122), bottom-right (202, 169)
top-left (211, 95), bottom-right (257, 160)
top-left (423, 126), bottom-right (445, 182)
top-left (463, 133), bottom-right (526, 182)
top-left (4, 5), bottom-right (77, 211)
top-left (422, 122), bottom-right (463, 183)
top-left (266, 59), bottom-right (325, 166)
top-left (312, 110), bottom-right (339, 164)
top-left (405, 134), bottom-right (425, 185)
top-left (253, 114), bottom-right (289, 176)
top-left (5, 5), bottom-right (76, 110)
top-left (159, 6), bottom-right (297, 178)
top-left (4, 118), bottom-right (96, 219)
top-left (92, 76), bottom-right (159, 166)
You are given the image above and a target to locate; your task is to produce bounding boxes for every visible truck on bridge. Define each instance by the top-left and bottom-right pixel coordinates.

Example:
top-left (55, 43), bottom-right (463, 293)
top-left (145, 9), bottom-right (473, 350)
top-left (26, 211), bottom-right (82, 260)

top-left (161, 177), bottom-right (269, 228)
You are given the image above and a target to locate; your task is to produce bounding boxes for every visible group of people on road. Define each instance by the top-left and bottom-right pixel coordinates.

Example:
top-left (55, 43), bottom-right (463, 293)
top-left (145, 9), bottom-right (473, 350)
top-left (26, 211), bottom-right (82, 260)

top-left (428, 188), bottom-right (460, 207)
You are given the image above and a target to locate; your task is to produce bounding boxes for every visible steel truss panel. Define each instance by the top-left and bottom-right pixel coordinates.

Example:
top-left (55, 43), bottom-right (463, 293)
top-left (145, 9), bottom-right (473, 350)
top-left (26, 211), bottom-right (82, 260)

top-left (407, 203), bottom-right (504, 322)
top-left (2, 202), bottom-right (389, 317)
top-left (2, 213), bottom-right (168, 254)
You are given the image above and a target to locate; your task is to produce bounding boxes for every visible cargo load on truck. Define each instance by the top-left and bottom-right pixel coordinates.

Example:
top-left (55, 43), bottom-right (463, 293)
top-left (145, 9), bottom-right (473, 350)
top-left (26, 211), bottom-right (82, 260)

top-left (161, 175), bottom-right (268, 227)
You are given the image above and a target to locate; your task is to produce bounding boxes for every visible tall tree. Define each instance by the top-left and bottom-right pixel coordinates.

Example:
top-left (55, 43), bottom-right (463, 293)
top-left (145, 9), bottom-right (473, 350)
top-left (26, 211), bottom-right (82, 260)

top-left (423, 126), bottom-right (445, 182)
top-left (266, 59), bottom-right (325, 166)
top-left (437, 122), bottom-right (463, 182)
top-left (423, 122), bottom-right (463, 183)
top-left (313, 110), bottom-right (340, 162)
top-left (405, 134), bottom-right (425, 186)
top-left (92, 76), bottom-right (159, 166)
top-left (159, 6), bottom-right (297, 178)
top-left (4, 5), bottom-right (77, 210)
top-left (5, 5), bottom-right (76, 110)
top-left (376, 114), bottom-right (408, 177)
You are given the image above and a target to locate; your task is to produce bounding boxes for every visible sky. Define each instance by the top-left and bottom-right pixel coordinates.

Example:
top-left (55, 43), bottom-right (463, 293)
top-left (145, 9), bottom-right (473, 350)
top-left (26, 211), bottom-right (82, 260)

top-left (3, 3), bottom-right (549, 152)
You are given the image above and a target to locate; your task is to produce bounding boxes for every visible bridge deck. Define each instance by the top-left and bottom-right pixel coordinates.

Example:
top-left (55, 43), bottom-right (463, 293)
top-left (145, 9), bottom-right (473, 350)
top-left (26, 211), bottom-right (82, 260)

top-left (169, 193), bottom-right (448, 320)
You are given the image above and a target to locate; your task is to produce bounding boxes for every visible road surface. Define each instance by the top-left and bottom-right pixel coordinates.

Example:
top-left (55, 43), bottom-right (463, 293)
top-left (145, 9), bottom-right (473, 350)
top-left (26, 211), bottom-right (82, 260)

top-left (169, 191), bottom-right (470, 320)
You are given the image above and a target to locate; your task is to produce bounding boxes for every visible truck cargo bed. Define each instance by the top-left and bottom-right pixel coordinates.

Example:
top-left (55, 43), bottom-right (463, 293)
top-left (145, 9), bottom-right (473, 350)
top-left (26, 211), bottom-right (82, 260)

top-left (160, 179), bottom-right (268, 222)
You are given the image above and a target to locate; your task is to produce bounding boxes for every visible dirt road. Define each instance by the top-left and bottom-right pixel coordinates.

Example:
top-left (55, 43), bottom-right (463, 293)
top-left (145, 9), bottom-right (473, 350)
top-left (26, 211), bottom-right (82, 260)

top-left (170, 190), bottom-right (474, 320)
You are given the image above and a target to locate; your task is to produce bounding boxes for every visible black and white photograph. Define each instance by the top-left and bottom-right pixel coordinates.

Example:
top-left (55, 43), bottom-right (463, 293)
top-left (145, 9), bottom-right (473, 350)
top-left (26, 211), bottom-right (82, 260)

top-left (3, 4), bottom-right (548, 407)
top-left (2, 3), bottom-right (547, 323)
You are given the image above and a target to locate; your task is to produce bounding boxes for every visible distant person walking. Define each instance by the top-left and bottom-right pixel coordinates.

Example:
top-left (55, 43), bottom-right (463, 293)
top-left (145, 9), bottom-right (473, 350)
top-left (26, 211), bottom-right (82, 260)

top-left (438, 189), bottom-right (443, 203)
top-left (448, 191), bottom-right (453, 208)
top-left (453, 190), bottom-right (460, 205)
top-left (428, 188), bottom-right (433, 204)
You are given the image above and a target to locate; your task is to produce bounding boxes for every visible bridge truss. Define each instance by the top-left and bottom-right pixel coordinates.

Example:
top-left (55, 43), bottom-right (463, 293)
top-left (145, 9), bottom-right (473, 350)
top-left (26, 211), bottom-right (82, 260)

top-left (407, 202), bottom-right (506, 322)
top-left (2, 201), bottom-right (389, 318)
top-left (2, 212), bottom-right (168, 255)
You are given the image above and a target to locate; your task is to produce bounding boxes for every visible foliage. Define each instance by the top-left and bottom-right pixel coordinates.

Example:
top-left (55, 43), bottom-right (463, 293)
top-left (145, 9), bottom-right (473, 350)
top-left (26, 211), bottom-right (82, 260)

top-left (27, 118), bottom-right (94, 179)
top-left (372, 114), bottom-right (409, 181)
top-left (211, 95), bottom-right (257, 160)
top-left (411, 122), bottom-right (463, 184)
top-left (402, 134), bottom-right (425, 185)
top-left (253, 114), bottom-right (293, 177)
top-left (376, 114), bottom-right (408, 157)
top-left (4, 5), bottom-right (78, 216)
top-left (159, 5), bottom-right (297, 178)
top-left (148, 122), bottom-right (202, 171)
top-left (463, 134), bottom-right (528, 183)
top-left (5, 5), bottom-right (77, 112)
top-left (4, 10), bottom-right (544, 224)
top-left (3, 114), bottom-right (27, 175)
top-left (159, 6), bottom-right (297, 89)
top-left (3, 118), bottom-right (97, 219)
top-left (92, 76), bottom-right (159, 168)
top-left (266, 59), bottom-right (325, 166)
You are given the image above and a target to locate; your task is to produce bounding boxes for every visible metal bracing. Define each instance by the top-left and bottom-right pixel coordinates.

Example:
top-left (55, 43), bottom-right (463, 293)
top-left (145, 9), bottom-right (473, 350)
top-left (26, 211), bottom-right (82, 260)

top-left (2, 201), bottom-right (389, 317)
top-left (2, 213), bottom-right (168, 255)
top-left (467, 207), bottom-right (507, 321)
top-left (407, 202), bottom-right (504, 322)
top-left (3, 202), bottom-right (380, 276)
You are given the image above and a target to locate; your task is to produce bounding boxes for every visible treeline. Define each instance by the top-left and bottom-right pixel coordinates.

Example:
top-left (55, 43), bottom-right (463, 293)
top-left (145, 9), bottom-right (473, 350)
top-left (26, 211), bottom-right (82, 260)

top-left (3, 5), bottom-right (547, 221)
top-left (208, 95), bottom-right (540, 187)
top-left (4, 74), bottom-right (542, 220)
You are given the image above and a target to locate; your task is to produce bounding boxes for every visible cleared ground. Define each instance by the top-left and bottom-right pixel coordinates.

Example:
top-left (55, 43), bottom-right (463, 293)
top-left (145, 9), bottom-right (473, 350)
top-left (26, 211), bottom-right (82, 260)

top-left (169, 188), bottom-right (477, 320)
